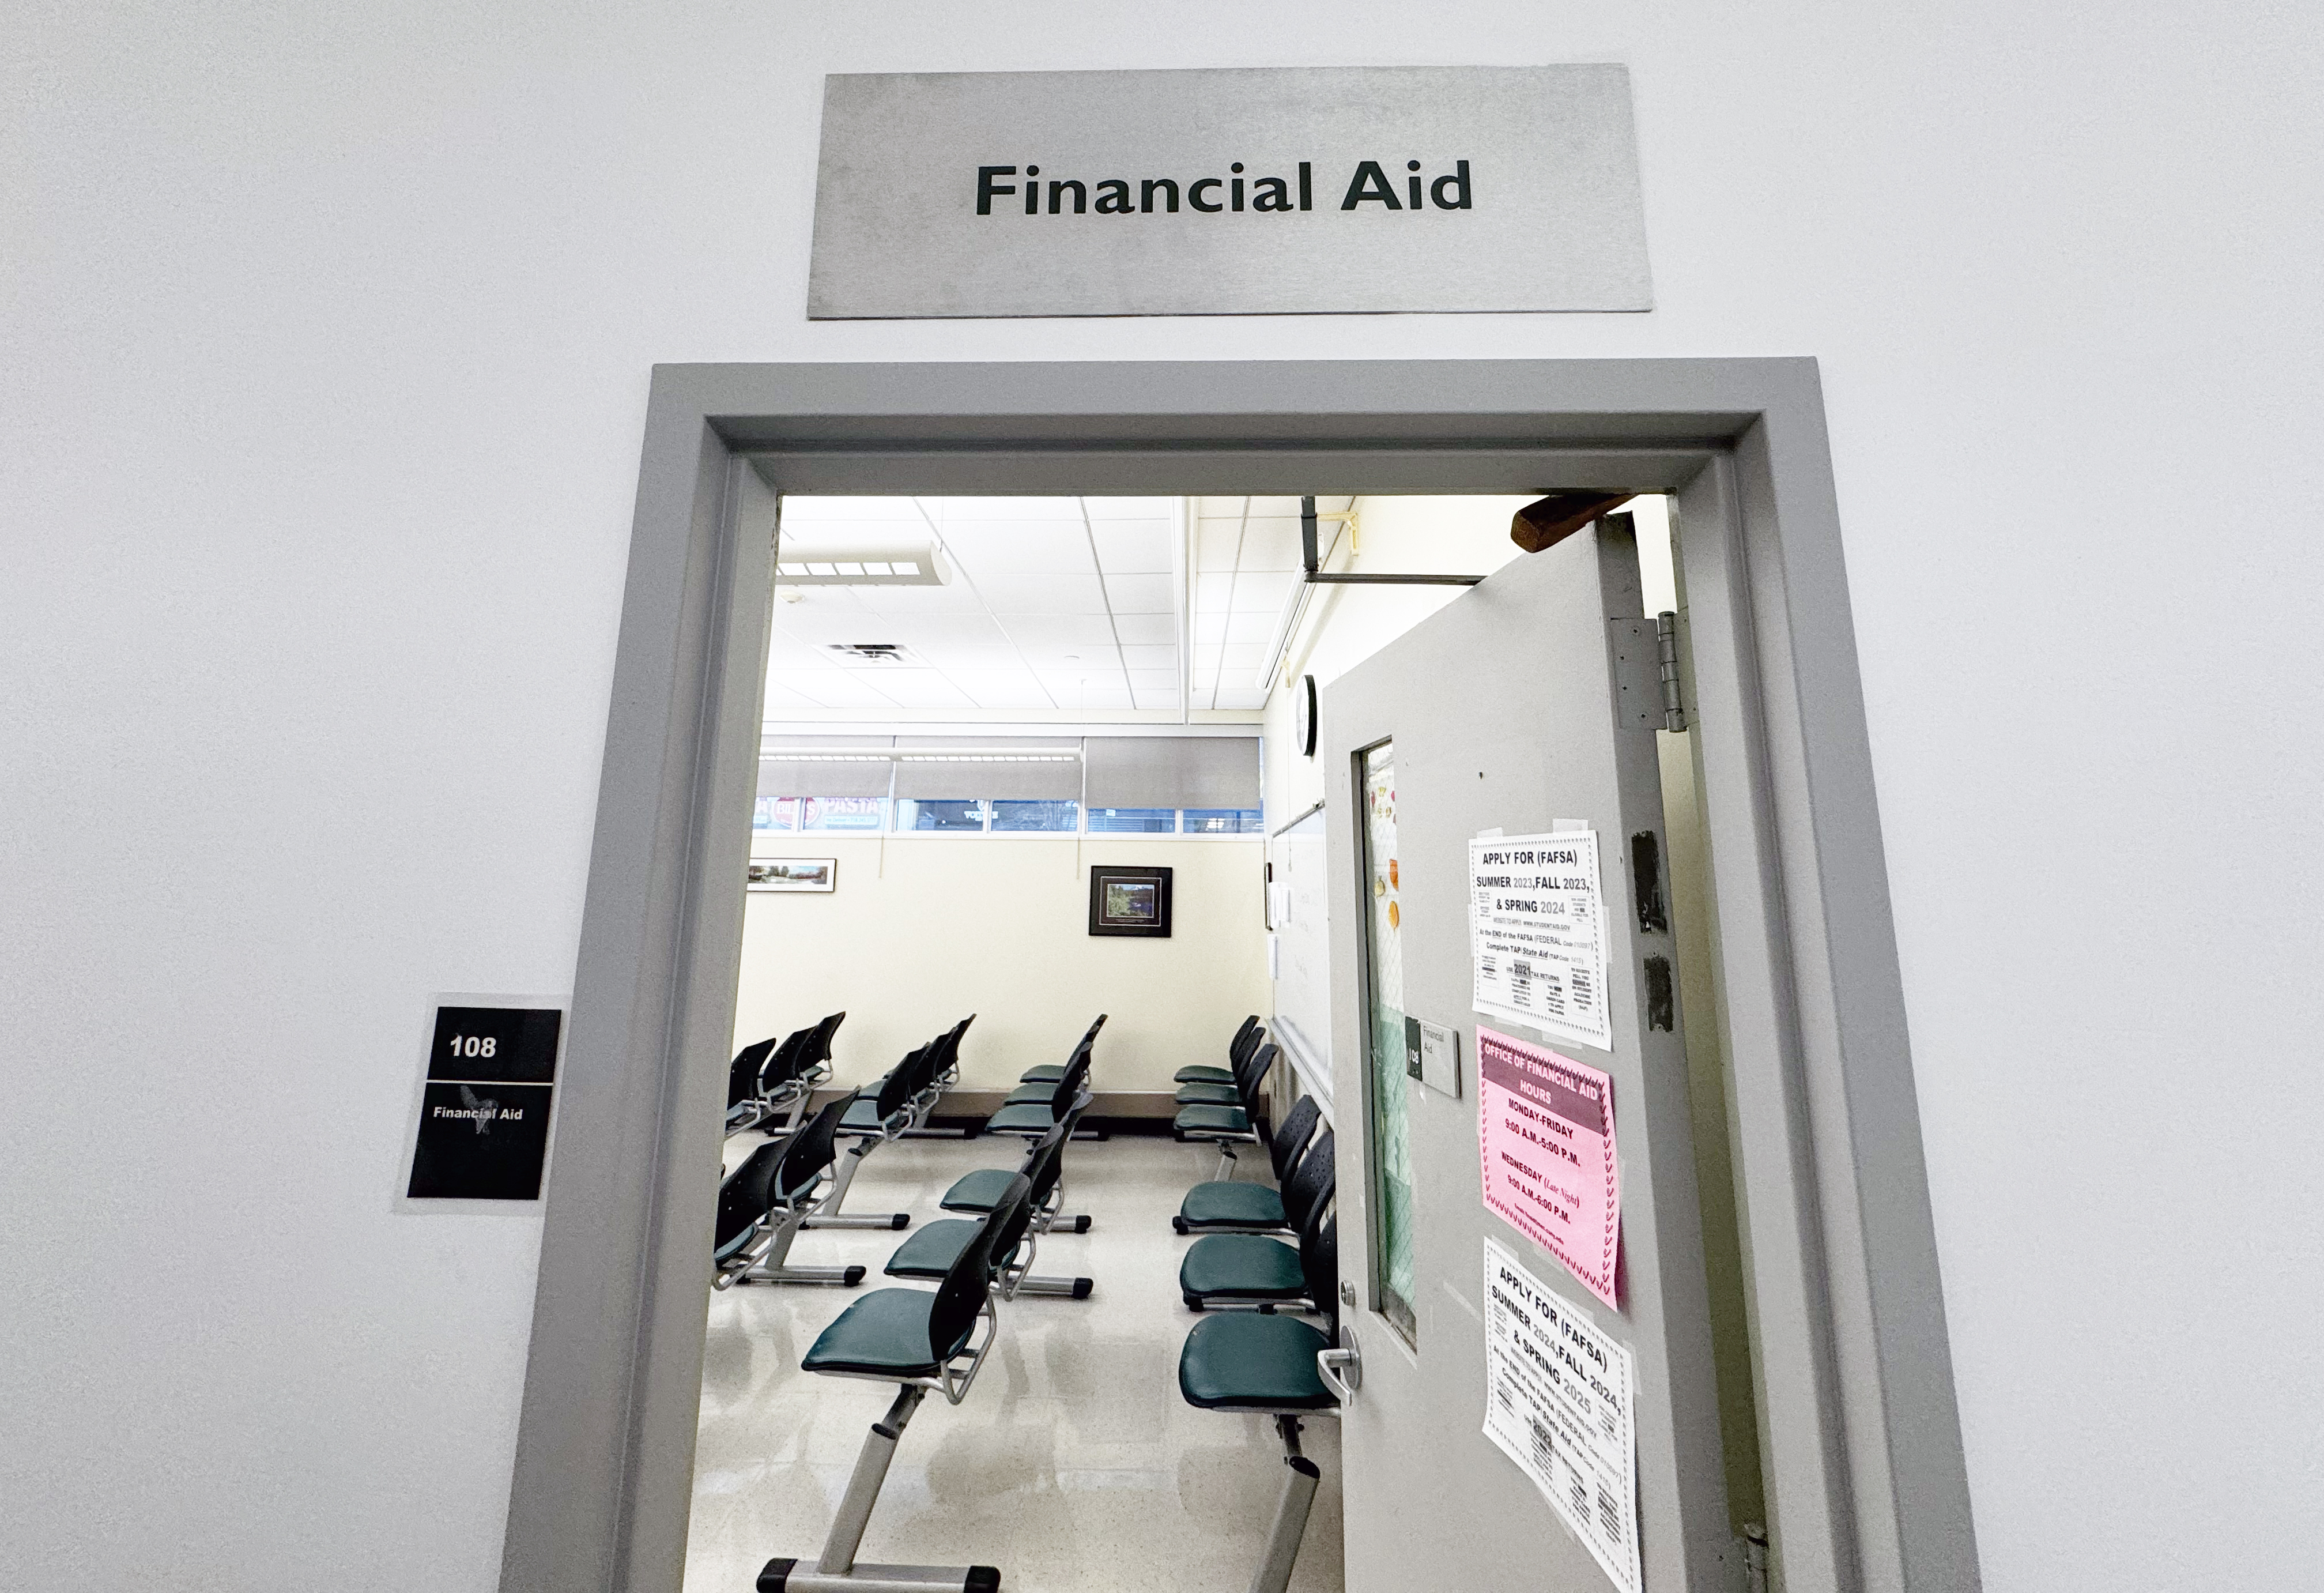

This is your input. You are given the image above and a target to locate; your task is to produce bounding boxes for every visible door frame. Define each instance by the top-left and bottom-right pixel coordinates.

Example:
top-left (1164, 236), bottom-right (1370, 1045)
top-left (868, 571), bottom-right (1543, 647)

top-left (498, 359), bottom-right (1978, 1593)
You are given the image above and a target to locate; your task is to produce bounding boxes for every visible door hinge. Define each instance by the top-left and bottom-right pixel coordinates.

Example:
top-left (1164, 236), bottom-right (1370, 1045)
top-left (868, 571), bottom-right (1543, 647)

top-left (1656, 611), bottom-right (1688, 732)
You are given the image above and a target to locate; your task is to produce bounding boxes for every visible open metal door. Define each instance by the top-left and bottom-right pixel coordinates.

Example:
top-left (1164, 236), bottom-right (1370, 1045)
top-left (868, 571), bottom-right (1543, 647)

top-left (1322, 514), bottom-right (1735, 1593)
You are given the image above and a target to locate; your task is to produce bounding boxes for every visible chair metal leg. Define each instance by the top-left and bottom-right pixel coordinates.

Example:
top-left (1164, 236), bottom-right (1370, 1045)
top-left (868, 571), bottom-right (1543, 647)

top-left (1248, 1416), bottom-right (1321, 1593)
top-left (1010, 1274), bottom-right (1094, 1300)
top-left (804, 1141), bottom-right (912, 1231)
top-left (738, 1207), bottom-right (866, 1287)
top-left (758, 1385), bottom-right (1003, 1592)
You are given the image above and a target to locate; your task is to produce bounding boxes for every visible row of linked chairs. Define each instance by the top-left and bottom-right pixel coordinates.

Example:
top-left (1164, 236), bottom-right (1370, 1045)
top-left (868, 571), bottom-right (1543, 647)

top-left (1165, 1016), bottom-right (1357, 1593)
top-left (719, 1019), bottom-right (1110, 1591)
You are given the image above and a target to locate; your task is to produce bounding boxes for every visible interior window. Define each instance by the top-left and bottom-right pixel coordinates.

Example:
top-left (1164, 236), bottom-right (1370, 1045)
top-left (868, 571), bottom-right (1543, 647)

top-left (990, 800), bottom-right (1080, 832)
top-left (1359, 740), bottom-right (1417, 1343)
top-left (1086, 806), bottom-right (1178, 834)
top-left (1180, 807), bottom-right (1263, 834)
top-left (895, 799), bottom-right (987, 832)
top-left (801, 796), bottom-right (888, 832)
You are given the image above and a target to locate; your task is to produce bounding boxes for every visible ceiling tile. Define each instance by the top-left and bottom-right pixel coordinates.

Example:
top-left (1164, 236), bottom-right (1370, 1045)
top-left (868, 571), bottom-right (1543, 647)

top-left (1195, 518), bottom-right (1245, 568)
top-left (847, 582), bottom-right (992, 616)
top-left (1193, 615), bottom-right (1229, 645)
top-left (940, 523), bottom-right (1094, 577)
top-left (1246, 495), bottom-right (1304, 518)
top-left (786, 673), bottom-right (905, 709)
top-left (1081, 496), bottom-right (1177, 520)
top-left (1218, 643), bottom-right (1269, 671)
top-left (906, 642), bottom-right (1023, 671)
top-left (1197, 495), bottom-right (1247, 518)
top-left (1091, 519), bottom-right (1175, 575)
top-left (933, 496), bottom-right (1088, 521)
top-left (946, 670), bottom-right (1057, 709)
top-left (1125, 669), bottom-right (1182, 690)
top-left (1225, 612), bottom-right (1276, 645)
top-left (1237, 517), bottom-right (1305, 572)
top-left (1213, 686), bottom-right (1272, 710)
top-left (760, 681), bottom-right (828, 711)
top-left (1229, 571), bottom-right (1299, 613)
top-left (1192, 571), bottom-right (1236, 611)
top-left (868, 676), bottom-right (979, 709)
top-left (1111, 613), bottom-right (1176, 646)
top-left (998, 613), bottom-right (1119, 648)
top-left (973, 571), bottom-right (1106, 611)
top-left (1118, 644), bottom-right (1179, 670)
top-left (1103, 571), bottom-right (1175, 614)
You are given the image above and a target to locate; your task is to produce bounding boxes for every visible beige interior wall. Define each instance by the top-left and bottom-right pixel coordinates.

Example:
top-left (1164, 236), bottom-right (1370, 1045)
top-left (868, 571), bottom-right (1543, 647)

top-left (735, 834), bottom-right (1268, 1097)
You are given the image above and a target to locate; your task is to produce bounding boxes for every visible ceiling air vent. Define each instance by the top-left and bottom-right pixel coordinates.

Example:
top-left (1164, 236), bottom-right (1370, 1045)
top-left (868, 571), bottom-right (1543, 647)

top-left (825, 643), bottom-right (923, 666)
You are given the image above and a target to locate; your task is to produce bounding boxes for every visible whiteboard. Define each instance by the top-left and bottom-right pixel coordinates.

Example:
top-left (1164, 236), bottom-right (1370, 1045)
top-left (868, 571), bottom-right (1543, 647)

top-left (1267, 806), bottom-right (1334, 1114)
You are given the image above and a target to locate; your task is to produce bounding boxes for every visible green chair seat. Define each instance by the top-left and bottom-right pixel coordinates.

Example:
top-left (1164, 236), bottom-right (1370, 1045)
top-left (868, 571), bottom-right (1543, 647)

top-left (1174, 1082), bottom-right (1241, 1106)
top-left (940, 1167), bottom-right (1021, 1213)
top-left (884, 1219), bottom-right (979, 1280)
top-left (1180, 1234), bottom-right (1306, 1300)
top-left (1178, 1313), bottom-right (1335, 1410)
top-left (1179, 1181), bottom-right (1288, 1230)
top-left (1174, 1103), bottom-right (1250, 1136)
top-left (1018, 1064), bottom-right (1067, 1084)
top-left (1174, 1064), bottom-right (1237, 1084)
top-left (840, 1098), bottom-right (892, 1132)
top-left (986, 1102), bottom-right (1061, 1133)
top-left (801, 1287), bottom-right (961, 1379)
top-left (1002, 1082), bottom-right (1057, 1105)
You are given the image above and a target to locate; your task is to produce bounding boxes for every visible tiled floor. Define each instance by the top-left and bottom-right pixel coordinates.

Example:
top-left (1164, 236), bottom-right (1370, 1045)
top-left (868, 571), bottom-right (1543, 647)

top-left (683, 1131), bottom-right (1344, 1593)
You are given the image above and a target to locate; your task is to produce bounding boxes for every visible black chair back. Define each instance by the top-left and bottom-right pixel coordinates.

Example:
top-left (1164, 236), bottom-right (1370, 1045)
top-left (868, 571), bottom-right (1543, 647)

top-left (1267, 1096), bottom-right (1323, 1181)
top-left (1021, 1125), bottom-right (1070, 1209)
top-left (929, 1174), bottom-right (1033, 1361)
top-left (872, 1046), bottom-right (926, 1122)
top-left (812, 1010), bottom-right (847, 1065)
top-left (1228, 1014), bottom-right (1260, 1061)
top-left (775, 1094), bottom-right (855, 1200)
top-left (1046, 1046), bottom-right (1093, 1121)
top-left (1233, 1041), bottom-right (1280, 1113)
top-left (1301, 1211), bottom-right (1341, 1338)
top-left (1282, 1128), bottom-right (1336, 1233)
top-left (759, 1028), bottom-right (811, 1093)
top-left (714, 1139), bottom-right (787, 1252)
top-left (727, 1037), bottom-right (779, 1110)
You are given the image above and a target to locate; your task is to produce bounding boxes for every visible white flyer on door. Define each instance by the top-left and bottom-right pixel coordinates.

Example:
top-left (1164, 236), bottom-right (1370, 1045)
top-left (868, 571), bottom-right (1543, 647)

top-left (1469, 831), bottom-right (1613, 1049)
top-left (1482, 1236), bottom-right (1641, 1593)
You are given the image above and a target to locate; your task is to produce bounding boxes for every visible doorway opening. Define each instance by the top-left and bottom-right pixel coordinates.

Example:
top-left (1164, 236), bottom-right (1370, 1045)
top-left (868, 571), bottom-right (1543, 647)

top-left (680, 489), bottom-right (1765, 1593)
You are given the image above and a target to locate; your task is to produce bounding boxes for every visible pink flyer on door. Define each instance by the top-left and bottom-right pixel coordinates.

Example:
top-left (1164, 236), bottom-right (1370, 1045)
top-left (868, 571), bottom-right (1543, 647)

top-left (1477, 1024), bottom-right (1620, 1310)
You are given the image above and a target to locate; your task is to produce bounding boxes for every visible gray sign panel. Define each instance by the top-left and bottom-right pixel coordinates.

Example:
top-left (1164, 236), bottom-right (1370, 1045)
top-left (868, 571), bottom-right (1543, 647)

top-left (808, 66), bottom-right (1652, 319)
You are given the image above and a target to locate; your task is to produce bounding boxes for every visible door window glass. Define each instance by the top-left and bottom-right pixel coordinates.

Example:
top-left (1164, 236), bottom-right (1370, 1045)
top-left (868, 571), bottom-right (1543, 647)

top-left (1359, 742), bottom-right (1417, 1342)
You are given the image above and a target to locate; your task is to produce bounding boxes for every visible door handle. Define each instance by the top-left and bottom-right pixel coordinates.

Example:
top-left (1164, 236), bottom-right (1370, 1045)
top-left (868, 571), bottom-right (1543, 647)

top-left (1317, 1324), bottom-right (1362, 1403)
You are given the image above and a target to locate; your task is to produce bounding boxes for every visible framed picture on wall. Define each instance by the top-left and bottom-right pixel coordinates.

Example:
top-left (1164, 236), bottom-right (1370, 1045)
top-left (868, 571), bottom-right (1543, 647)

top-left (747, 857), bottom-right (836, 893)
top-left (1088, 864), bottom-right (1172, 937)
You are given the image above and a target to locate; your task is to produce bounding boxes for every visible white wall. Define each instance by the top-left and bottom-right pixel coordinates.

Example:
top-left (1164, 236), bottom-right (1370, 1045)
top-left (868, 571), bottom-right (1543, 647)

top-left (6, 6), bottom-right (2320, 1591)
top-left (734, 837), bottom-right (1267, 1097)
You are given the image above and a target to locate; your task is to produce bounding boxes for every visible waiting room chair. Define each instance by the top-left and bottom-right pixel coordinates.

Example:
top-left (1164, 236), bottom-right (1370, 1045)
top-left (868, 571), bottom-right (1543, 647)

top-left (1174, 1096), bottom-right (1323, 1236)
top-left (757, 1177), bottom-right (1037, 1593)
top-left (712, 1095), bottom-right (869, 1289)
top-left (1176, 1212), bottom-right (1355, 1593)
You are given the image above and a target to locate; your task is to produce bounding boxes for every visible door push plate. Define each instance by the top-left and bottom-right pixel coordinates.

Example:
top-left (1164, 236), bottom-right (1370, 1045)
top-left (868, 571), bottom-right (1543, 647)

top-left (1403, 1016), bottom-right (1462, 1098)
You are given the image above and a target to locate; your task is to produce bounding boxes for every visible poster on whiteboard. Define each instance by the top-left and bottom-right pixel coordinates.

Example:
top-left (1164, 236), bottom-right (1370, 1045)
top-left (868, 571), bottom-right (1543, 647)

top-left (1469, 831), bottom-right (1612, 1049)
top-left (1483, 1236), bottom-right (1642, 1593)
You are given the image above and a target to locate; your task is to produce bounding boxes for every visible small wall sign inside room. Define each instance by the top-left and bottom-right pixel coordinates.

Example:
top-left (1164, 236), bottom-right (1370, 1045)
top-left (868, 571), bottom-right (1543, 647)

top-left (809, 66), bottom-right (1650, 318)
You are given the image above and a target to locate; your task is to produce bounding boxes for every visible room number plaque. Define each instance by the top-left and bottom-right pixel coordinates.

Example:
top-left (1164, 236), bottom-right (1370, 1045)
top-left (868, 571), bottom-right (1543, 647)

top-left (405, 1004), bottom-right (564, 1200)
